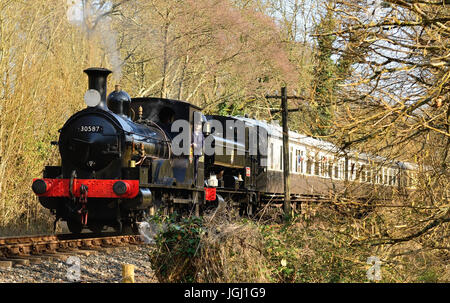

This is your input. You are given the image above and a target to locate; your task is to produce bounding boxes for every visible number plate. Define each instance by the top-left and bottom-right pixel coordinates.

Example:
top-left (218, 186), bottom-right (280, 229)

top-left (78, 125), bottom-right (103, 133)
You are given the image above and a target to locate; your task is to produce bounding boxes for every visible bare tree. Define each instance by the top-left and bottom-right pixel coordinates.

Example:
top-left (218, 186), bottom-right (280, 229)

top-left (313, 0), bottom-right (450, 279)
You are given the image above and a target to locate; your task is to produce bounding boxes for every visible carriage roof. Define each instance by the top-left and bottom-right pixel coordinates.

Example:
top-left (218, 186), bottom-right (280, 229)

top-left (232, 115), bottom-right (418, 170)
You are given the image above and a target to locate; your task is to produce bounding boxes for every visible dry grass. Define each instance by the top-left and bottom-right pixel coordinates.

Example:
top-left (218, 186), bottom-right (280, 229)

top-left (195, 207), bottom-right (271, 283)
top-left (148, 206), bottom-right (272, 283)
top-left (148, 201), bottom-right (449, 283)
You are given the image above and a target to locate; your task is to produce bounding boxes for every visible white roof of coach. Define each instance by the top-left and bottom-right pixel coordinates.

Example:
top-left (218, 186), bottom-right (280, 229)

top-left (233, 115), bottom-right (419, 170)
top-left (234, 115), bottom-right (340, 153)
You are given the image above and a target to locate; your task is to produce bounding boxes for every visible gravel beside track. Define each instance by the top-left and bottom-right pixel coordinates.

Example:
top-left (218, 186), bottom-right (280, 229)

top-left (0, 245), bottom-right (157, 283)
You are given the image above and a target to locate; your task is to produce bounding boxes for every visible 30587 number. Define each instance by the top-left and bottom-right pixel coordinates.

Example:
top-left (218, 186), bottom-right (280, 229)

top-left (78, 125), bottom-right (102, 133)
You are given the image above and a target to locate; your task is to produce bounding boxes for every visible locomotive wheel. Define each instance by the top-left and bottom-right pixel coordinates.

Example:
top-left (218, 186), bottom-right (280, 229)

top-left (67, 220), bottom-right (83, 234)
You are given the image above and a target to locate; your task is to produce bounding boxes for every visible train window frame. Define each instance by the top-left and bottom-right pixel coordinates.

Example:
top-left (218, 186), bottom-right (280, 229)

top-left (301, 150), bottom-right (305, 173)
top-left (295, 149), bottom-right (301, 173)
top-left (321, 156), bottom-right (327, 177)
top-left (355, 163), bottom-right (361, 181)
top-left (314, 155), bottom-right (320, 176)
top-left (279, 145), bottom-right (283, 171)
top-left (270, 142), bottom-right (274, 170)
top-left (306, 157), bottom-right (312, 175)
top-left (349, 162), bottom-right (355, 180)
top-left (290, 146), bottom-right (294, 173)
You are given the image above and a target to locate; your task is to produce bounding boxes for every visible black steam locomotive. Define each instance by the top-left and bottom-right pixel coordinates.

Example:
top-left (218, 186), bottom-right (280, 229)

top-left (32, 67), bottom-right (256, 234)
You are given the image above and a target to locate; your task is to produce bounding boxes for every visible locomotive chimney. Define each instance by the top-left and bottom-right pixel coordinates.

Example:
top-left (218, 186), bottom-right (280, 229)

top-left (84, 67), bottom-right (112, 110)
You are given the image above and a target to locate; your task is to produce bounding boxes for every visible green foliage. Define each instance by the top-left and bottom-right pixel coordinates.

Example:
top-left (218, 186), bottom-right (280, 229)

top-left (148, 213), bottom-right (204, 282)
top-left (260, 221), bottom-right (369, 283)
top-left (260, 224), bottom-right (298, 282)
top-left (310, 8), bottom-right (337, 137)
top-left (217, 100), bottom-right (245, 116)
top-left (310, 6), bottom-right (352, 137)
top-left (417, 270), bottom-right (439, 283)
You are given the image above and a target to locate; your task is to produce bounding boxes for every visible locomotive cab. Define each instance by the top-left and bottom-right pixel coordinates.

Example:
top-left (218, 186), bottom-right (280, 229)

top-left (130, 97), bottom-right (207, 188)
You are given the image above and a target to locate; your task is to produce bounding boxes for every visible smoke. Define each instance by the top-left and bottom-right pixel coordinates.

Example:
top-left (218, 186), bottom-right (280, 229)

top-left (67, 0), bottom-right (123, 81)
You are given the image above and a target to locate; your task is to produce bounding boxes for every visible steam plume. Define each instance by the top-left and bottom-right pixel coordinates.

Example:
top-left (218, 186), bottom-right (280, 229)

top-left (67, 0), bottom-right (123, 81)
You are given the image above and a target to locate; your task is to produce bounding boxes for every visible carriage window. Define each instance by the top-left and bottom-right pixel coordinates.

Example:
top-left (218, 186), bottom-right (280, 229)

top-left (314, 158), bottom-right (320, 176)
top-left (280, 145), bottom-right (283, 170)
top-left (306, 158), bottom-right (312, 175)
top-left (270, 143), bottom-right (274, 169)
top-left (289, 147), bottom-right (295, 172)
top-left (355, 164), bottom-right (361, 181)
top-left (367, 169), bottom-right (372, 183)
top-left (300, 151), bottom-right (304, 173)
top-left (334, 164), bottom-right (339, 178)
top-left (328, 163), bottom-right (333, 178)
top-left (360, 165), bottom-right (366, 182)
top-left (321, 157), bottom-right (326, 177)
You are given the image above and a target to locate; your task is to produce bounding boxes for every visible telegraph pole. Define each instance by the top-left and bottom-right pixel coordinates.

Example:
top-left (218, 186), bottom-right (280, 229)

top-left (266, 87), bottom-right (303, 218)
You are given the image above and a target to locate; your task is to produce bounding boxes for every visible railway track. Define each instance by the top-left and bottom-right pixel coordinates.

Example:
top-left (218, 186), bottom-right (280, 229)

top-left (0, 232), bottom-right (145, 268)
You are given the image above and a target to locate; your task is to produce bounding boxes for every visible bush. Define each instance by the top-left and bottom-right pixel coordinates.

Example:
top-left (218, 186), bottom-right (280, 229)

top-left (260, 221), bottom-right (368, 283)
top-left (417, 270), bottom-right (439, 283)
top-left (148, 213), bottom-right (204, 282)
top-left (148, 207), bottom-right (271, 282)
